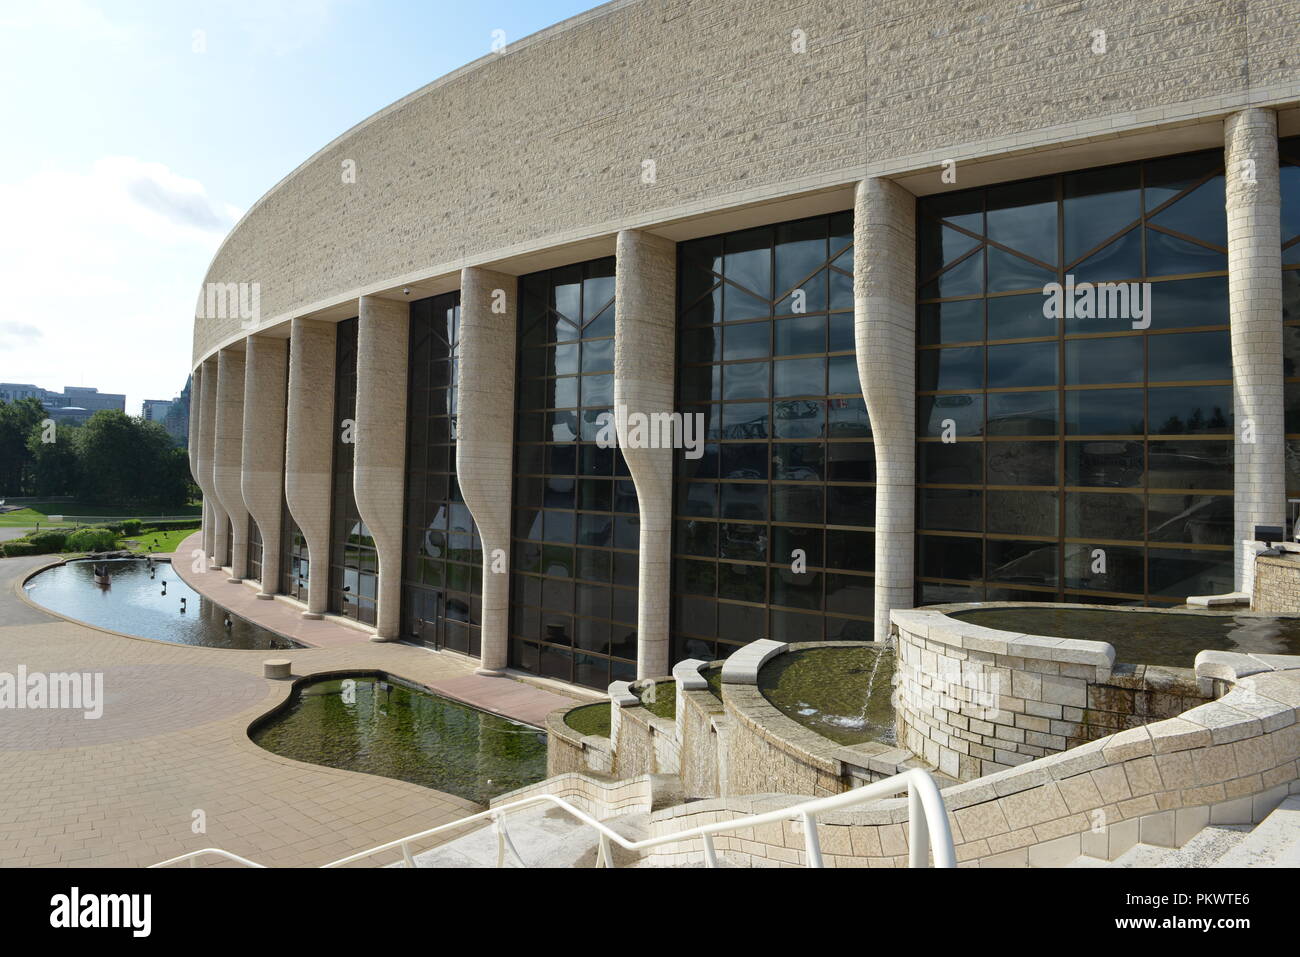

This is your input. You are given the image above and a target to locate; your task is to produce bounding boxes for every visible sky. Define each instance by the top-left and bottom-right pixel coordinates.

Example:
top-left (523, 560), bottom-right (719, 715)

top-left (0, 0), bottom-right (601, 415)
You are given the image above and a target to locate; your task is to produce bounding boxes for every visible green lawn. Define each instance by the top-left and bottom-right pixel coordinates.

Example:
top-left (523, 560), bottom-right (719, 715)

top-left (122, 526), bottom-right (200, 555)
top-left (0, 501), bottom-right (201, 527)
top-left (0, 508), bottom-right (74, 528)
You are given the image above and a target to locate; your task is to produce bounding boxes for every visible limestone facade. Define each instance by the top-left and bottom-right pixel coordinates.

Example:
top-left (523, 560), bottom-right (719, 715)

top-left (186, 0), bottom-right (1298, 687)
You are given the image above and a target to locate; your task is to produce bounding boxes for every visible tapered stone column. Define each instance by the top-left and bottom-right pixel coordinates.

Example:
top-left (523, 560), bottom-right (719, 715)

top-left (355, 296), bottom-right (409, 640)
top-left (614, 229), bottom-right (677, 679)
top-left (284, 318), bottom-right (337, 618)
top-left (196, 356), bottom-right (227, 568)
top-left (1226, 108), bottom-right (1285, 587)
top-left (188, 364), bottom-right (210, 561)
top-left (242, 335), bottom-right (289, 598)
top-left (854, 178), bottom-right (916, 642)
top-left (457, 267), bottom-right (517, 674)
top-left (214, 348), bottom-right (249, 581)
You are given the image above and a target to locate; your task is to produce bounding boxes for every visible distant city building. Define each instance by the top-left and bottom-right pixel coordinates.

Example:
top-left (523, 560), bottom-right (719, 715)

top-left (155, 376), bottom-right (191, 448)
top-left (0, 383), bottom-right (49, 403)
top-left (1, 383), bottom-right (125, 413)
top-left (42, 406), bottom-right (94, 425)
top-left (55, 386), bottom-right (125, 413)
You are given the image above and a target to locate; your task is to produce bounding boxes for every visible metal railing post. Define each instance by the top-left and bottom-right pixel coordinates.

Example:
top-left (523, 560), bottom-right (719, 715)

top-left (908, 777), bottom-right (929, 868)
top-left (702, 833), bottom-right (718, 868)
top-left (801, 811), bottom-right (823, 868)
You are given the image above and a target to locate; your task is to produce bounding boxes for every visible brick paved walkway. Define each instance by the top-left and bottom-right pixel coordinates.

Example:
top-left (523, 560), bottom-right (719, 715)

top-left (0, 547), bottom-right (588, 867)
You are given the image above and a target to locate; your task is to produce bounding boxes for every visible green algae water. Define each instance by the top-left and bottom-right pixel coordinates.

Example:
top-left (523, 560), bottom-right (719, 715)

top-left (950, 606), bottom-right (1300, 668)
top-left (564, 702), bottom-right (611, 737)
top-left (251, 675), bottom-right (547, 804)
top-left (758, 645), bottom-right (896, 747)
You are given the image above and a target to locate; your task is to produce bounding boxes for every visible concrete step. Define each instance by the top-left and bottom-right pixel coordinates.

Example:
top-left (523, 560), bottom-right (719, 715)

top-left (407, 805), bottom-right (648, 868)
top-left (1069, 824), bottom-right (1252, 868)
top-left (1211, 796), bottom-right (1300, 868)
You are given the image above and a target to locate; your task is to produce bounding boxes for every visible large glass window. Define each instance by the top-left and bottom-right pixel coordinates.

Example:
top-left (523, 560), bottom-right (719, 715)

top-left (329, 318), bottom-right (378, 624)
top-left (280, 495), bottom-right (309, 601)
top-left (510, 258), bottom-right (639, 689)
top-left (673, 212), bottom-right (869, 664)
top-left (402, 293), bottom-right (483, 655)
top-left (247, 516), bottom-right (262, 583)
top-left (916, 150), bottom-right (1234, 606)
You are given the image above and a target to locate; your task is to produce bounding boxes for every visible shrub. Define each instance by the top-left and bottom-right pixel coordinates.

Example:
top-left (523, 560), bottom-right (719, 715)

top-left (120, 519), bottom-right (142, 536)
top-left (0, 541), bottom-right (46, 558)
top-left (27, 530), bottom-right (68, 551)
top-left (64, 528), bottom-right (118, 553)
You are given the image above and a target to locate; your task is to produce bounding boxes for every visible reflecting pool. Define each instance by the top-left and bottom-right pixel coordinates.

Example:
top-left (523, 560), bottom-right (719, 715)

top-left (24, 558), bottom-right (297, 650)
top-left (759, 644), bottom-right (896, 747)
top-left (950, 605), bottom-right (1300, 668)
top-left (251, 674), bottom-right (548, 804)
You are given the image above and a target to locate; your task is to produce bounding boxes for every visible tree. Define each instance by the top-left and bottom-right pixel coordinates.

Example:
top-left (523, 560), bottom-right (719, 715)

top-left (27, 422), bottom-right (79, 496)
top-left (0, 398), bottom-right (46, 495)
top-left (73, 411), bottom-right (191, 508)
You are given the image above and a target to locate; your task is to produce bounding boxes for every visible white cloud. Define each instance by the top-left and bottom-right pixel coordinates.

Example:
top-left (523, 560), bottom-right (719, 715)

top-left (0, 157), bottom-right (236, 412)
top-left (0, 321), bottom-right (43, 351)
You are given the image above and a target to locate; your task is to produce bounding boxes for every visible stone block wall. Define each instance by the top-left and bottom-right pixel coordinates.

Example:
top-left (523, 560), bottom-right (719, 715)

top-left (640, 656), bottom-right (1300, 868)
top-left (1253, 554), bottom-right (1300, 613)
top-left (676, 679), bottom-right (725, 800)
top-left (544, 709), bottom-right (613, 779)
top-left (610, 694), bottom-right (677, 779)
top-left (490, 772), bottom-right (656, 821)
top-left (895, 607), bottom-right (1120, 780)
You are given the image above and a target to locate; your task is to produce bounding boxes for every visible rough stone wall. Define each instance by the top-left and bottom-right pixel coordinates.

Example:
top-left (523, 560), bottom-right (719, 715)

top-left (491, 772), bottom-right (655, 821)
top-left (1227, 108), bottom-right (1285, 585)
top-left (354, 296), bottom-right (410, 638)
top-left (613, 229), bottom-right (677, 678)
top-left (545, 710), bottom-right (615, 778)
top-left (283, 318), bottom-right (337, 616)
top-left (894, 608), bottom-right (1221, 781)
top-left (854, 177), bottom-right (915, 643)
top-left (723, 681), bottom-right (846, 798)
top-left (241, 335), bottom-right (288, 596)
top-left (611, 703), bottom-right (674, 778)
top-left (1254, 555), bottom-right (1300, 613)
top-left (643, 661), bottom-right (1300, 868)
top-left (677, 687), bottom-right (724, 799)
top-left (456, 267), bottom-right (518, 671)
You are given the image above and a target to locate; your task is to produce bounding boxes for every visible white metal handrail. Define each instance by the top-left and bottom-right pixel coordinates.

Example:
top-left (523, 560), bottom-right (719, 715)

top-left (148, 848), bottom-right (266, 868)
top-left (150, 768), bottom-right (955, 869)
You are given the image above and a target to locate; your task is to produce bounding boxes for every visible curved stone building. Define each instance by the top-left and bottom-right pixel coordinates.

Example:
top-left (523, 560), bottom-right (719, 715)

top-left (190, 0), bottom-right (1300, 689)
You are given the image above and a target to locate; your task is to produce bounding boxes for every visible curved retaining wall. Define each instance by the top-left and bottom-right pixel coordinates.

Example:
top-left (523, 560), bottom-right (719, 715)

top-left (1254, 553), bottom-right (1300, 613)
top-left (545, 709), bottom-right (613, 778)
top-left (642, 653), bottom-right (1300, 868)
top-left (674, 661), bottom-right (727, 800)
top-left (892, 606), bottom-right (1213, 782)
top-left (545, 662), bottom-right (725, 794)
